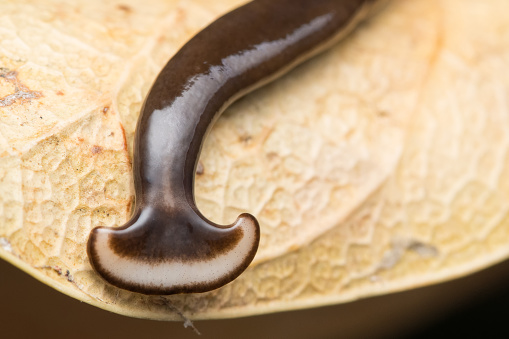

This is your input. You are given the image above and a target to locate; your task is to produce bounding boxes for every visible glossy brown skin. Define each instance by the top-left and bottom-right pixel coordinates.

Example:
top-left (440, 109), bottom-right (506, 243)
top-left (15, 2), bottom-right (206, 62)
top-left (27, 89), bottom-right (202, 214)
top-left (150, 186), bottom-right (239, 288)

top-left (88, 0), bottom-right (379, 295)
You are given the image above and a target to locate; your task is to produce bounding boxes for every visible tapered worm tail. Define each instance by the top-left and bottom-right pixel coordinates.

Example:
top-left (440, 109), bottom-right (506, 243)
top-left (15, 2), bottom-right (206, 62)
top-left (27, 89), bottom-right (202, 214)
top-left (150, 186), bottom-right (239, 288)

top-left (87, 0), bottom-right (381, 295)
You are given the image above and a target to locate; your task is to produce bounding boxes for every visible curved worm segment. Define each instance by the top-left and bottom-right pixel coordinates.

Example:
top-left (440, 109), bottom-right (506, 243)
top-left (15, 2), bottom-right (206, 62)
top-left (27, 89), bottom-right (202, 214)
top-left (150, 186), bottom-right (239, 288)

top-left (87, 0), bottom-right (380, 295)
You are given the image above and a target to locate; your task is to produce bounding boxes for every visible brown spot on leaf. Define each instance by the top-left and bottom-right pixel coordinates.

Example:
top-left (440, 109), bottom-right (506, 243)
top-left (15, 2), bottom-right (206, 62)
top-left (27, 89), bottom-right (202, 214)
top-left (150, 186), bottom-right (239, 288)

top-left (56, 90), bottom-right (64, 96)
top-left (0, 68), bottom-right (42, 107)
top-left (116, 4), bottom-right (132, 13)
top-left (102, 106), bottom-right (110, 114)
top-left (266, 152), bottom-right (278, 161)
top-left (91, 145), bottom-right (103, 154)
top-left (239, 134), bottom-right (252, 144)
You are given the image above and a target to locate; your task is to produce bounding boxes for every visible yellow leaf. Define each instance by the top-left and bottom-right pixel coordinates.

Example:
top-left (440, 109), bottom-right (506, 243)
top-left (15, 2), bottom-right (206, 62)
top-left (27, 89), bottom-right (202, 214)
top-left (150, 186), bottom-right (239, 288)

top-left (1, 0), bottom-right (509, 321)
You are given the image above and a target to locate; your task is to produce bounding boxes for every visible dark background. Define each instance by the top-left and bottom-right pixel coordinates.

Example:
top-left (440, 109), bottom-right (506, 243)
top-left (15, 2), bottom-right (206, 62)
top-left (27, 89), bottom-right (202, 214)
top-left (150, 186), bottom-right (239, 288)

top-left (2, 257), bottom-right (509, 339)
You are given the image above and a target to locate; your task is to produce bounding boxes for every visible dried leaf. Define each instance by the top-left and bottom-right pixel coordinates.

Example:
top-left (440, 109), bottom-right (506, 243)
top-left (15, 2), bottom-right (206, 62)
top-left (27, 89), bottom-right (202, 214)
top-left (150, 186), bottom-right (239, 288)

top-left (1, 0), bottom-right (509, 320)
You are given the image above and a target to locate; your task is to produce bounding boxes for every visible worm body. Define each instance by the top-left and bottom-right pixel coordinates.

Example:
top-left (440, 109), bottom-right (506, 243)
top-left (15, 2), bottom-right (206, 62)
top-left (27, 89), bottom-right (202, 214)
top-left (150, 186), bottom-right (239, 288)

top-left (88, 0), bottom-right (381, 295)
